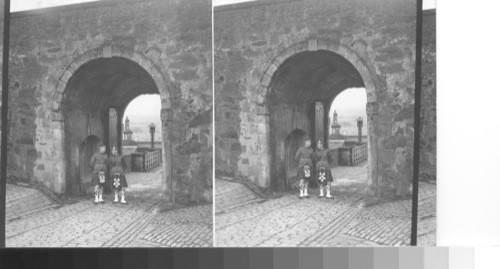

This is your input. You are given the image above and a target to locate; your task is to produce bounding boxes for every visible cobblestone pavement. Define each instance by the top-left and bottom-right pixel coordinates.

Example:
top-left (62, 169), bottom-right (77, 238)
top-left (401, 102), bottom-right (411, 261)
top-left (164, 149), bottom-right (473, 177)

top-left (125, 167), bottom-right (164, 200)
top-left (6, 184), bottom-right (213, 247)
top-left (215, 179), bottom-right (436, 247)
top-left (215, 178), bottom-right (263, 214)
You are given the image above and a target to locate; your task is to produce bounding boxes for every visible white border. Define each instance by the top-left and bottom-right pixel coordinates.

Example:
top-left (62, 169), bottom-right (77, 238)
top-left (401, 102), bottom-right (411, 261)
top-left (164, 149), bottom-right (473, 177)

top-left (437, 0), bottom-right (500, 246)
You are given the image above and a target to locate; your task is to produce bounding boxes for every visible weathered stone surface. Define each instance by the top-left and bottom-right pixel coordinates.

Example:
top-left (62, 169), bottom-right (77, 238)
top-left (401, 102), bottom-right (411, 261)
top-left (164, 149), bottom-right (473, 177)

top-left (215, 179), bottom-right (435, 247)
top-left (5, 184), bottom-right (213, 247)
top-left (5, 0), bottom-right (212, 205)
top-left (214, 0), bottom-right (419, 199)
top-left (420, 10), bottom-right (436, 182)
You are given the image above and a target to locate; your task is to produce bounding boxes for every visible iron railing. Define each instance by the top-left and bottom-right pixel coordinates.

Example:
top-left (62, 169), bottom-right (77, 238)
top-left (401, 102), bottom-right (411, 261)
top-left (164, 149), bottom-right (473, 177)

top-left (144, 149), bottom-right (161, 171)
top-left (338, 142), bottom-right (367, 166)
top-left (131, 148), bottom-right (162, 172)
top-left (351, 143), bottom-right (367, 165)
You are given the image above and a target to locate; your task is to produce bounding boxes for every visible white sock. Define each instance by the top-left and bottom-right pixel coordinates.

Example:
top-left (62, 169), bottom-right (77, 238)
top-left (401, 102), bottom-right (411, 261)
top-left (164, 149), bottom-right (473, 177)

top-left (326, 188), bottom-right (332, 198)
top-left (304, 188), bottom-right (308, 196)
top-left (94, 194), bottom-right (98, 203)
top-left (319, 188), bottom-right (324, 196)
top-left (114, 194), bottom-right (118, 202)
top-left (299, 188), bottom-right (303, 197)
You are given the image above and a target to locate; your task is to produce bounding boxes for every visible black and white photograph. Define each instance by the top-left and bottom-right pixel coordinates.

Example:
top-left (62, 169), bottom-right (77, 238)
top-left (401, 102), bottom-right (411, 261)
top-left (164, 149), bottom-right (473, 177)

top-left (214, 0), bottom-right (436, 247)
top-left (1, 0), bottom-right (213, 247)
top-left (2, 0), bottom-right (500, 266)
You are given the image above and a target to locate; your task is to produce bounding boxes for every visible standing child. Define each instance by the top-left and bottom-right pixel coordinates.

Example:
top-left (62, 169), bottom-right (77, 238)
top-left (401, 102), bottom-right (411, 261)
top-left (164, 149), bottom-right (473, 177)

top-left (295, 137), bottom-right (314, 198)
top-left (110, 146), bottom-right (128, 204)
top-left (90, 145), bottom-right (109, 204)
top-left (315, 140), bottom-right (333, 198)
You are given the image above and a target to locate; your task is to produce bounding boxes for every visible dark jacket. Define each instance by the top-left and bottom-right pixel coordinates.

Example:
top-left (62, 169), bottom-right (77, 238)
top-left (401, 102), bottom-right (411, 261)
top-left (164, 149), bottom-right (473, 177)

top-left (295, 146), bottom-right (313, 168)
top-left (110, 154), bottom-right (127, 175)
top-left (90, 152), bottom-right (109, 173)
top-left (315, 149), bottom-right (330, 169)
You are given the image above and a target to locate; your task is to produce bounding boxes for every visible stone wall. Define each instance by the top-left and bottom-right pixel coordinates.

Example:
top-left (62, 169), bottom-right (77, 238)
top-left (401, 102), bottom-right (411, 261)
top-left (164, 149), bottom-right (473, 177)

top-left (420, 10), bottom-right (436, 181)
top-left (0, 2), bottom-right (4, 132)
top-left (215, 0), bottom-right (417, 198)
top-left (6, 0), bottom-right (213, 204)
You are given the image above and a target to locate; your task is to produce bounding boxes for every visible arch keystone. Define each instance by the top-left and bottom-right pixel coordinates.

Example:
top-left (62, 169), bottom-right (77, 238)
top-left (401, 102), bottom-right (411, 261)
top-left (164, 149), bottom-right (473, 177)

top-left (308, 38), bottom-right (318, 51)
top-left (103, 45), bottom-right (112, 58)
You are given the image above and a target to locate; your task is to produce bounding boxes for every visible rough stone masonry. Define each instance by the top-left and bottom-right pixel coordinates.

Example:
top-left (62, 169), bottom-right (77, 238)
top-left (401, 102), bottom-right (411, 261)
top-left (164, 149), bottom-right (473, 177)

top-left (4, 0), bottom-right (213, 205)
top-left (420, 9), bottom-right (436, 182)
top-left (214, 0), bottom-right (429, 199)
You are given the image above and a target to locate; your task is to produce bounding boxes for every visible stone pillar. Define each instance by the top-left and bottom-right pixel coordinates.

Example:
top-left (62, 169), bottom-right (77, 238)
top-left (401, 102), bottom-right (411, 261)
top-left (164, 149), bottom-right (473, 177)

top-left (149, 123), bottom-right (156, 149)
top-left (52, 115), bottom-right (66, 194)
top-left (366, 102), bottom-right (379, 199)
top-left (356, 117), bottom-right (363, 143)
top-left (160, 108), bottom-right (173, 203)
top-left (256, 105), bottom-right (271, 188)
top-left (323, 101), bottom-right (329, 148)
top-left (314, 101), bottom-right (325, 149)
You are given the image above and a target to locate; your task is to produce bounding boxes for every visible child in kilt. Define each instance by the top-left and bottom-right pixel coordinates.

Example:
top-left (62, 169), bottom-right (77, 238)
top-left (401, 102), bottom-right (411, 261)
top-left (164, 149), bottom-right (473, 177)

top-left (315, 140), bottom-right (333, 198)
top-left (295, 138), bottom-right (314, 198)
top-left (110, 146), bottom-right (128, 204)
top-left (90, 145), bottom-right (109, 204)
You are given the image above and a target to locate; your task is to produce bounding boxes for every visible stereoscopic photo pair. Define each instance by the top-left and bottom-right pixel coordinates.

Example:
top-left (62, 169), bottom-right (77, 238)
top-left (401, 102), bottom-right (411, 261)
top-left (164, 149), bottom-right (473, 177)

top-left (0, 0), bottom-right (435, 248)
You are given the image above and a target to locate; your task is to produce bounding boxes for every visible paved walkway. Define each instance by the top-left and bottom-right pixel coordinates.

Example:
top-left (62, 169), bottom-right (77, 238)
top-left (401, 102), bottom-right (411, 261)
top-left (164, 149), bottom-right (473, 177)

top-left (124, 167), bottom-right (165, 202)
top-left (215, 179), bottom-right (436, 247)
top-left (6, 183), bottom-right (212, 247)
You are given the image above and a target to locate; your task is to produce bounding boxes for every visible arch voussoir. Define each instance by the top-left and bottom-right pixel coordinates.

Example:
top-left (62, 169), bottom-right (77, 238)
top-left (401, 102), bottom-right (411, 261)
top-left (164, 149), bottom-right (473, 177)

top-left (262, 39), bottom-right (379, 99)
top-left (51, 45), bottom-right (172, 115)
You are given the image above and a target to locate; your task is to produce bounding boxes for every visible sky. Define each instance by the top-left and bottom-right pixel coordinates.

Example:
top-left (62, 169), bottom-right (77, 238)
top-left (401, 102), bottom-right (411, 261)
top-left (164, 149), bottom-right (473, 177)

top-left (122, 95), bottom-right (162, 142)
top-left (13, 0), bottom-right (436, 12)
top-left (329, 87), bottom-right (366, 119)
top-left (123, 94), bottom-right (161, 123)
top-left (327, 88), bottom-right (367, 136)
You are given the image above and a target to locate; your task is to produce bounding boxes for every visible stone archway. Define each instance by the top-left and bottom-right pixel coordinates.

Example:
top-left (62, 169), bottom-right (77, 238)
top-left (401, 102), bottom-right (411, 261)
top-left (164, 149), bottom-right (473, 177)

top-left (257, 38), bottom-right (381, 195)
top-left (49, 45), bottom-right (175, 197)
top-left (51, 45), bottom-right (171, 110)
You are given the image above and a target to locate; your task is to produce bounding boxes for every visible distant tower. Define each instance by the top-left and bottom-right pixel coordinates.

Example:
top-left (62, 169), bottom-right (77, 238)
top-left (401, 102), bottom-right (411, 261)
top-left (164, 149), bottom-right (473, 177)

top-left (329, 110), bottom-right (344, 141)
top-left (123, 117), bottom-right (133, 141)
top-left (149, 123), bottom-right (156, 149)
top-left (356, 117), bottom-right (363, 143)
top-left (331, 110), bottom-right (341, 135)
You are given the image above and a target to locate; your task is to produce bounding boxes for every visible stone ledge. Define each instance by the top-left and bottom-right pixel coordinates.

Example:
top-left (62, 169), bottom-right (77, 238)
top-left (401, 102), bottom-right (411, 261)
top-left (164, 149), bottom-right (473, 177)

top-left (5, 181), bottom-right (78, 205)
top-left (422, 9), bottom-right (436, 17)
top-left (11, 0), bottom-right (160, 18)
top-left (217, 176), bottom-right (280, 200)
top-left (214, 0), bottom-right (303, 12)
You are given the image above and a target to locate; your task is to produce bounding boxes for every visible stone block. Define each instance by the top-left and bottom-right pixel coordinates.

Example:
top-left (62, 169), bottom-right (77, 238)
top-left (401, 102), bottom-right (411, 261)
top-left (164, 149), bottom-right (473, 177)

top-left (308, 38), bottom-right (318, 51)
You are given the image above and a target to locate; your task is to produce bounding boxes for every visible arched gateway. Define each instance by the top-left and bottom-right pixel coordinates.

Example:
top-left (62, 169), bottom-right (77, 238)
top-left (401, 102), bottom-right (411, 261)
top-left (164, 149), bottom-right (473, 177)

top-left (258, 39), bottom-right (381, 196)
top-left (50, 45), bottom-right (174, 197)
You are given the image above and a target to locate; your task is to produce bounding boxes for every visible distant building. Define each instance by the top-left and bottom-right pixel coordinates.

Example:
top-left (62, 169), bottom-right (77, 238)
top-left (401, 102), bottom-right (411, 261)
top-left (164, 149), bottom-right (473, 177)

top-left (123, 117), bottom-right (137, 146)
top-left (330, 110), bottom-right (344, 140)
